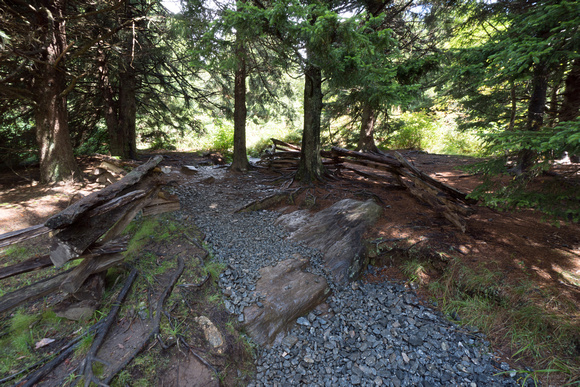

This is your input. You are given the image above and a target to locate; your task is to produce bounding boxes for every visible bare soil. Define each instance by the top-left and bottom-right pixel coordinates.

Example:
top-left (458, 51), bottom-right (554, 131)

top-left (1, 150), bottom-right (579, 385)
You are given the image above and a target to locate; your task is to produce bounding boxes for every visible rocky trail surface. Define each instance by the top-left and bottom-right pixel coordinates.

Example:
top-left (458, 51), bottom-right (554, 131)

top-left (177, 166), bottom-right (531, 387)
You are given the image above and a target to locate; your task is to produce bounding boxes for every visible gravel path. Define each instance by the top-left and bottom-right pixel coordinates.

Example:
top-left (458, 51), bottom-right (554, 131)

top-left (177, 167), bottom-right (532, 387)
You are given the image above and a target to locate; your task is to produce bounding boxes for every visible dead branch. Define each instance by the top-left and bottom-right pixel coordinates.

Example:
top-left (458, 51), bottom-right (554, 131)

top-left (81, 269), bottom-right (138, 387)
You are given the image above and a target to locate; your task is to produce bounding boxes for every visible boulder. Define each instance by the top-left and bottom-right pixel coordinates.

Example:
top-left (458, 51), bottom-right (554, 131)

top-left (243, 258), bottom-right (330, 346)
top-left (276, 199), bottom-right (382, 283)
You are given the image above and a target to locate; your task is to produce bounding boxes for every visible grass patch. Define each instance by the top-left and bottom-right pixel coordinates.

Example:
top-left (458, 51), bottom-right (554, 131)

top-left (396, 254), bottom-right (580, 385)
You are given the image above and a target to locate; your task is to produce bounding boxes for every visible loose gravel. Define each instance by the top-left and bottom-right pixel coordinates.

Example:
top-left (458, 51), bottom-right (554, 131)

top-left (177, 167), bottom-right (533, 387)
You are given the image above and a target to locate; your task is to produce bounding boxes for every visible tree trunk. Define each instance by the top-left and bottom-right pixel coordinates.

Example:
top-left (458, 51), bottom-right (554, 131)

top-left (97, 47), bottom-right (122, 156)
top-left (297, 52), bottom-right (325, 182)
top-left (517, 63), bottom-right (548, 172)
top-left (231, 21), bottom-right (249, 172)
top-left (507, 81), bottom-right (517, 131)
top-left (35, 0), bottom-right (81, 183)
top-left (357, 104), bottom-right (380, 153)
top-left (559, 58), bottom-right (580, 123)
top-left (118, 60), bottom-right (137, 159)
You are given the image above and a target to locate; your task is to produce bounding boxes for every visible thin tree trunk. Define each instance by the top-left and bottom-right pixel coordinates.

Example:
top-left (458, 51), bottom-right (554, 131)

top-left (507, 81), bottom-right (517, 131)
top-left (118, 61), bottom-right (137, 159)
top-left (231, 18), bottom-right (249, 172)
top-left (297, 58), bottom-right (325, 182)
top-left (35, 0), bottom-right (81, 183)
top-left (97, 47), bottom-right (121, 156)
top-left (559, 58), bottom-right (580, 123)
top-left (518, 63), bottom-right (548, 172)
top-left (357, 104), bottom-right (380, 153)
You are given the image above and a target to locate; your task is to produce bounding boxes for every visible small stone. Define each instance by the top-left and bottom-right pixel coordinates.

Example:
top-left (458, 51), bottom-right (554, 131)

top-left (402, 353), bottom-right (410, 363)
top-left (297, 317), bottom-right (311, 326)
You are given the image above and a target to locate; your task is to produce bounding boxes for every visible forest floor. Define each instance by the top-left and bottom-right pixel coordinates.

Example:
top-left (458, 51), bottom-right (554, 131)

top-left (0, 150), bottom-right (579, 386)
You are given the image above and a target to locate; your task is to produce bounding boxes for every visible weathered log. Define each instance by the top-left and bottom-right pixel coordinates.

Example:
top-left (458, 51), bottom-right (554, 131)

top-left (60, 253), bottom-right (125, 294)
top-left (87, 190), bottom-right (147, 217)
top-left (0, 269), bottom-right (73, 314)
top-left (45, 155), bottom-right (163, 229)
top-left (236, 188), bottom-right (305, 213)
top-left (0, 255), bottom-right (53, 280)
top-left (0, 238), bottom-right (128, 281)
top-left (99, 188), bottom-right (158, 243)
top-left (0, 224), bottom-right (51, 248)
top-left (340, 158), bottom-right (399, 175)
top-left (331, 147), bottom-right (402, 169)
top-left (272, 138), bottom-right (301, 151)
top-left (141, 197), bottom-right (181, 217)
top-left (50, 188), bottom-right (156, 267)
top-left (393, 152), bottom-right (476, 204)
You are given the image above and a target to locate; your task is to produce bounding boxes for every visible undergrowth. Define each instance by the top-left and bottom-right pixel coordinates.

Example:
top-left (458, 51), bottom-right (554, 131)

top-left (397, 252), bottom-right (580, 386)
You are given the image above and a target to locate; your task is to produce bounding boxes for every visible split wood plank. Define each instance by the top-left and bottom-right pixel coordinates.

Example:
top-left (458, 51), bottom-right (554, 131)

top-left (50, 188), bottom-right (156, 267)
top-left (0, 224), bottom-right (51, 248)
top-left (45, 155), bottom-right (163, 229)
top-left (60, 253), bottom-right (125, 294)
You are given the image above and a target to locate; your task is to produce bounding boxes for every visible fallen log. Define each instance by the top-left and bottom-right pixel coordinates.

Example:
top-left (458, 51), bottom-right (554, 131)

top-left (0, 238), bottom-right (128, 281)
top-left (0, 269), bottom-right (73, 314)
top-left (393, 152), bottom-right (476, 205)
top-left (331, 147), bottom-right (402, 169)
top-left (141, 197), bottom-right (181, 217)
top-left (45, 155), bottom-right (163, 229)
top-left (272, 138), bottom-right (301, 152)
top-left (49, 188), bottom-right (156, 267)
top-left (60, 253), bottom-right (125, 294)
top-left (0, 224), bottom-right (51, 248)
top-left (236, 188), bottom-right (305, 213)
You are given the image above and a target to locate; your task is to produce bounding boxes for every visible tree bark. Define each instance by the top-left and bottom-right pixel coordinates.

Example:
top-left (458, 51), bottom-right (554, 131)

top-left (297, 55), bottom-right (325, 182)
top-left (357, 104), bottom-right (380, 153)
top-left (518, 63), bottom-right (548, 172)
top-left (231, 18), bottom-right (250, 172)
top-left (97, 46), bottom-right (122, 156)
top-left (35, 0), bottom-right (81, 183)
top-left (559, 58), bottom-right (580, 123)
top-left (118, 59), bottom-right (137, 159)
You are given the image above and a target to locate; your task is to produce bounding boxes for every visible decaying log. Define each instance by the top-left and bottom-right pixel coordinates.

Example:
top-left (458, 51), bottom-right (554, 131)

top-left (0, 224), bottom-right (51, 248)
top-left (0, 269), bottom-right (73, 314)
top-left (272, 138), bottom-right (301, 151)
top-left (0, 255), bottom-right (53, 280)
top-left (331, 147), bottom-right (402, 169)
top-left (60, 253), bottom-right (125, 294)
top-left (236, 188), bottom-right (305, 213)
top-left (45, 155), bottom-right (163, 229)
top-left (393, 152), bottom-right (476, 205)
top-left (49, 188), bottom-right (157, 267)
top-left (141, 192), bottom-right (181, 217)
top-left (0, 238), bottom-right (128, 281)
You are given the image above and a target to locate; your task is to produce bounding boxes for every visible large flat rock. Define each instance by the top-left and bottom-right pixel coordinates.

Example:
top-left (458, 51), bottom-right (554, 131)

top-left (276, 199), bottom-right (382, 283)
top-left (243, 258), bottom-right (330, 346)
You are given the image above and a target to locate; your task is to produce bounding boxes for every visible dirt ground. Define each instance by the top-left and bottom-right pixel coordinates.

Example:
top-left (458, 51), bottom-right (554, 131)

top-left (1, 150), bottom-right (579, 384)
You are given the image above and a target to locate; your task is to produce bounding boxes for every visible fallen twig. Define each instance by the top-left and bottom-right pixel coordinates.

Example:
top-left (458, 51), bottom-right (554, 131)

top-left (81, 268), bottom-right (138, 387)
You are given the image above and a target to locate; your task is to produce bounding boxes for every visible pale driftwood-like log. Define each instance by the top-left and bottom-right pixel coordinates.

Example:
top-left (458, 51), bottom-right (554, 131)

top-left (0, 224), bottom-right (51, 248)
top-left (45, 155), bottom-right (163, 229)
top-left (331, 146), bottom-right (402, 169)
top-left (393, 152), bottom-right (475, 204)
top-left (60, 254), bottom-right (125, 294)
top-left (50, 189), bottom-right (155, 267)
top-left (340, 158), bottom-right (399, 175)
top-left (141, 197), bottom-right (181, 217)
top-left (0, 269), bottom-right (73, 314)
top-left (272, 138), bottom-right (301, 151)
